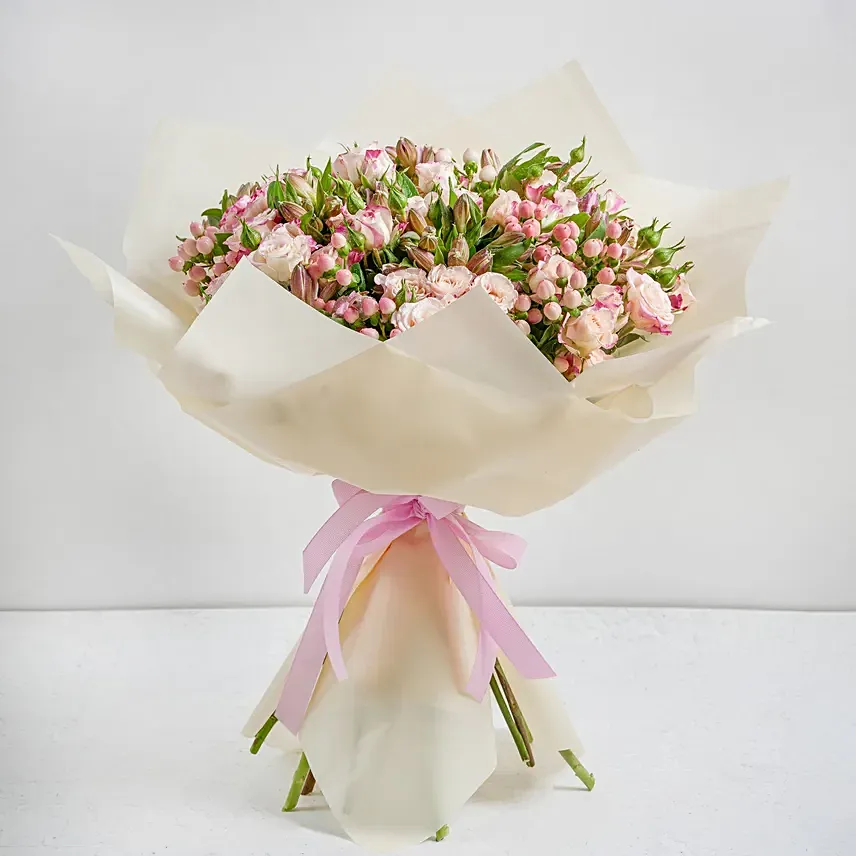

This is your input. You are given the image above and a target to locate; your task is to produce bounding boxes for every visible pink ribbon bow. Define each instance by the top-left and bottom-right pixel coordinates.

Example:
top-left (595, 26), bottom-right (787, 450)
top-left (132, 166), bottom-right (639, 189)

top-left (275, 480), bottom-right (555, 734)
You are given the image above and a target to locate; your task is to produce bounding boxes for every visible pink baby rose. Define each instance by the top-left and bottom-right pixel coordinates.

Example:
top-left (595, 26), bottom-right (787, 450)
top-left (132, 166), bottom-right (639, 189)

top-left (391, 297), bottom-right (444, 331)
top-left (625, 269), bottom-right (675, 334)
top-left (558, 305), bottom-right (619, 357)
top-left (349, 205), bottom-right (394, 249)
top-left (473, 271), bottom-right (517, 312)
top-left (604, 189), bottom-right (626, 214)
top-left (485, 189), bottom-right (521, 227)
top-left (333, 144), bottom-right (395, 188)
top-left (361, 148), bottom-right (396, 187)
top-left (251, 225), bottom-right (314, 284)
top-left (669, 275), bottom-right (696, 311)
top-left (427, 264), bottom-right (474, 301)
top-left (590, 282), bottom-right (624, 313)
top-left (414, 161), bottom-right (457, 200)
top-left (524, 169), bottom-right (558, 203)
top-left (374, 266), bottom-right (430, 300)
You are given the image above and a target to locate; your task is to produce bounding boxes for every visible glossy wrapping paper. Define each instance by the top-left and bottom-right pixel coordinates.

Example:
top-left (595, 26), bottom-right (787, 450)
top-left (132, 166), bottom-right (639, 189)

top-left (58, 62), bottom-right (784, 850)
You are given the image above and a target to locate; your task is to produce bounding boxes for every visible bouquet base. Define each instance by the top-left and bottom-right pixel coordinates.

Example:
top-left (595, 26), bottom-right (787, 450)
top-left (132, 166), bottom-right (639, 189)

top-left (243, 523), bottom-right (586, 850)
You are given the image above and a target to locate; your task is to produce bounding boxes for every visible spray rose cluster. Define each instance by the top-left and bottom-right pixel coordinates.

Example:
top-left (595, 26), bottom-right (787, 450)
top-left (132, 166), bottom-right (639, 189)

top-left (169, 138), bottom-right (695, 378)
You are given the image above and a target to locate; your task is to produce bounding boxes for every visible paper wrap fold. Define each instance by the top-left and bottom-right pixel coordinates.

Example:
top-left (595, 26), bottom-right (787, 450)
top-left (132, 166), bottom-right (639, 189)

top-left (58, 61), bottom-right (785, 850)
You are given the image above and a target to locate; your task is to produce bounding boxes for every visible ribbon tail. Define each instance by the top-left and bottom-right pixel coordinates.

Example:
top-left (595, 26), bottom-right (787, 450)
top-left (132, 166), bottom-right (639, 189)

top-left (275, 579), bottom-right (334, 733)
top-left (277, 515), bottom-right (419, 733)
top-left (457, 517), bottom-right (526, 569)
top-left (428, 517), bottom-right (555, 701)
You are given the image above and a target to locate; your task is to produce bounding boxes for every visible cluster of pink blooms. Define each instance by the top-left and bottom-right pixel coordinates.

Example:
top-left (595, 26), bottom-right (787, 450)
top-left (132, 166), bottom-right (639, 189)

top-left (169, 137), bottom-right (695, 378)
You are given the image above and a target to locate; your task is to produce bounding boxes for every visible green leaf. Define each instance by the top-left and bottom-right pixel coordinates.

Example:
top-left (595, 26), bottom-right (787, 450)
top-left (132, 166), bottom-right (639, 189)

top-left (499, 142), bottom-right (544, 175)
top-left (474, 225), bottom-right (500, 251)
top-left (201, 208), bottom-right (222, 226)
top-left (320, 159), bottom-right (333, 193)
top-left (266, 180), bottom-right (286, 210)
top-left (492, 242), bottom-right (527, 267)
top-left (569, 212), bottom-right (589, 228)
top-left (428, 195), bottom-right (443, 227)
top-left (220, 189), bottom-right (231, 210)
top-left (611, 332), bottom-right (646, 352)
top-left (388, 184), bottom-right (407, 214)
top-left (349, 262), bottom-right (365, 290)
top-left (396, 171), bottom-right (419, 198)
top-left (510, 148), bottom-right (551, 182)
top-left (240, 220), bottom-right (261, 251)
top-left (284, 177), bottom-right (301, 204)
top-left (347, 224), bottom-right (366, 250)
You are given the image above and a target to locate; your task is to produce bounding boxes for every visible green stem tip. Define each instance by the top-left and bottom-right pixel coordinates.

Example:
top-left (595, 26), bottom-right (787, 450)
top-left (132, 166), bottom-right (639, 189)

top-left (435, 825), bottom-right (450, 842)
top-left (559, 749), bottom-right (595, 791)
top-left (282, 753), bottom-right (311, 812)
top-left (250, 713), bottom-right (277, 755)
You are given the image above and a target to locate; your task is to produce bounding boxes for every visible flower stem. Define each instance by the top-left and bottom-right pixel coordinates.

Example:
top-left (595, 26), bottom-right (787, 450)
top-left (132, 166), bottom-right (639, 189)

top-left (435, 825), bottom-right (450, 841)
top-left (282, 753), bottom-right (311, 811)
top-left (559, 749), bottom-right (595, 791)
top-left (250, 713), bottom-right (277, 754)
top-left (489, 674), bottom-right (530, 765)
top-left (301, 769), bottom-right (316, 795)
top-left (495, 661), bottom-right (534, 748)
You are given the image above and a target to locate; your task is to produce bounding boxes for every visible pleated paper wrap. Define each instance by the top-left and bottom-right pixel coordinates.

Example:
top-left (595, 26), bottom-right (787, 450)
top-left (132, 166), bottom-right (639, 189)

top-left (58, 63), bottom-right (784, 850)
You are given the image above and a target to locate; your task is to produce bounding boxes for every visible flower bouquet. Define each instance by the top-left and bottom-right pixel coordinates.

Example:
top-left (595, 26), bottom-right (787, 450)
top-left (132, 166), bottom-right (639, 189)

top-left (58, 62), bottom-right (784, 850)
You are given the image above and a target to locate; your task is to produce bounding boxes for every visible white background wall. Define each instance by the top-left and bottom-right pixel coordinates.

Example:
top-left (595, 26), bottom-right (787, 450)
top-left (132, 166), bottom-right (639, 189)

top-left (0, 0), bottom-right (853, 610)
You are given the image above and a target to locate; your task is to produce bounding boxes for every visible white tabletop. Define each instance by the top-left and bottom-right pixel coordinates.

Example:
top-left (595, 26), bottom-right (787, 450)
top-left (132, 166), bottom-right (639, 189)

top-left (1, 607), bottom-right (854, 855)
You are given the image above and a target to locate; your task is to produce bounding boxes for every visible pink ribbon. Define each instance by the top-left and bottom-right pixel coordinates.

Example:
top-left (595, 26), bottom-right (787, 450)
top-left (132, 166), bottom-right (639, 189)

top-left (275, 480), bottom-right (555, 734)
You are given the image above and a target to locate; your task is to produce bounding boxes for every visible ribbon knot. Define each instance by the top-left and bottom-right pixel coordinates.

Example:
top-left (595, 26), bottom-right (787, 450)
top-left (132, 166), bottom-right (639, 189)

top-left (275, 481), bottom-right (555, 734)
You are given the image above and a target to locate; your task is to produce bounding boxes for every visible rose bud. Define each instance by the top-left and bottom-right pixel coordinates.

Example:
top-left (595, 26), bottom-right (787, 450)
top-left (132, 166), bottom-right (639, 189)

top-left (418, 231), bottom-right (438, 252)
top-left (290, 265), bottom-right (317, 304)
top-left (408, 208), bottom-right (428, 236)
top-left (481, 148), bottom-right (501, 170)
top-left (278, 201), bottom-right (307, 221)
top-left (466, 248), bottom-right (493, 275)
top-left (396, 137), bottom-right (417, 170)
top-left (447, 235), bottom-right (470, 267)
top-left (406, 246), bottom-right (436, 271)
top-left (453, 195), bottom-right (471, 233)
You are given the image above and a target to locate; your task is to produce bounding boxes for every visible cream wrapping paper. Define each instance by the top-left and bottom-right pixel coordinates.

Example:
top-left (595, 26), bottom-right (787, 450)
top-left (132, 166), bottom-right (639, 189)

top-left (58, 61), bottom-right (785, 850)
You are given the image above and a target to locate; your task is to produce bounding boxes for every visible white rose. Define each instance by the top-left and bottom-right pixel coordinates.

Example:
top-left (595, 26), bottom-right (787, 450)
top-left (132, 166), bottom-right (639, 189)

top-left (251, 226), bottom-right (313, 284)
top-left (625, 269), bottom-right (674, 334)
top-left (473, 272), bottom-right (517, 312)
top-left (485, 189), bottom-right (520, 227)
top-left (391, 297), bottom-right (444, 331)
top-left (414, 161), bottom-right (458, 200)
top-left (427, 264), bottom-right (474, 301)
